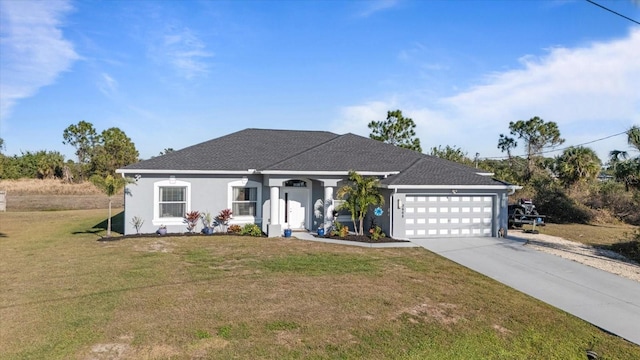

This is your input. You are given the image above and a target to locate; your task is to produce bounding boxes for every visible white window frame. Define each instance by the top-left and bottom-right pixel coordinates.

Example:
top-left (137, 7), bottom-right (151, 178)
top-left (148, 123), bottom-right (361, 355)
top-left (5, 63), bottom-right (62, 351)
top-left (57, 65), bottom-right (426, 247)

top-left (227, 179), bottom-right (262, 224)
top-left (153, 179), bottom-right (191, 226)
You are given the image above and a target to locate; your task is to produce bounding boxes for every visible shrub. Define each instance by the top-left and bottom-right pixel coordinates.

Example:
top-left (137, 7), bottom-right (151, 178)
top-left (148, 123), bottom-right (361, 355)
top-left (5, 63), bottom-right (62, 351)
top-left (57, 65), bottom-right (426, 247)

top-left (240, 223), bottom-right (263, 237)
top-left (129, 216), bottom-right (144, 234)
top-left (369, 226), bottom-right (385, 241)
top-left (330, 221), bottom-right (349, 237)
top-left (216, 208), bottom-right (233, 232)
top-left (201, 211), bottom-right (213, 228)
top-left (184, 211), bottom-right (201, 233)
top-left (216, 208), bottom-right (232, 224)
top-left (533, 184), bottom-right (592, 224)
top-left (228, 224), bottom-right (242, 234)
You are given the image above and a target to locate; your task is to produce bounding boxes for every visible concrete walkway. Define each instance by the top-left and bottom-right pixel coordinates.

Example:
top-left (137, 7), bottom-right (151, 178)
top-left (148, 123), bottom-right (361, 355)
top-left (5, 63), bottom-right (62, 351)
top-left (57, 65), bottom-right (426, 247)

top-left (411, 236), bottom-right (640, 346)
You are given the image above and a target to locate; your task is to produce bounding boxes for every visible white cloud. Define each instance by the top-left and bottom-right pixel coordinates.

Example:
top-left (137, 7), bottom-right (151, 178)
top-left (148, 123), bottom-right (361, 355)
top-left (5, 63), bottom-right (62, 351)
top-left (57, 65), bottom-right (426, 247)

top-left (444, 29), bottom-right (640, 128)
top-left (152, 26), bottom-right (213, 80)
top-left (357, 0), bottom-right (400, 18)
top-left (97, 73), bottom-right (118, 98)
top-left (0, 0), bottom-right (79, 120)
top-left (330, 101), bottom-right (395, 135)
top-left (335, 28), bottom-right (640, 160)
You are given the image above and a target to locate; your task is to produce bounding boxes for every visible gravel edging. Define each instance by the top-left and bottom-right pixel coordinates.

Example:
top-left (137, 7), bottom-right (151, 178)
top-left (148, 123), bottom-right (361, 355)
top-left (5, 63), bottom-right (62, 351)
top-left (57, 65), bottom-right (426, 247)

top-left (509, 230), bottom-right (640, 282)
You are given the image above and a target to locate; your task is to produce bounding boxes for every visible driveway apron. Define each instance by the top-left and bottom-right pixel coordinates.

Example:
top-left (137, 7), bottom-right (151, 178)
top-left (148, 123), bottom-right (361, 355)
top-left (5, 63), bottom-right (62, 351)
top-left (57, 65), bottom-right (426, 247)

top-left (411, 236), bottom-right (640, 346)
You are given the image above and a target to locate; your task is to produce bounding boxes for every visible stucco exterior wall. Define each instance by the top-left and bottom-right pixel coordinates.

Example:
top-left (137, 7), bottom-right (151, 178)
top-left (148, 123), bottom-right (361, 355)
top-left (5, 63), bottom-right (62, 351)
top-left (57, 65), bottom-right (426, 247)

top-left (123, 174), bottom-right (264, 235)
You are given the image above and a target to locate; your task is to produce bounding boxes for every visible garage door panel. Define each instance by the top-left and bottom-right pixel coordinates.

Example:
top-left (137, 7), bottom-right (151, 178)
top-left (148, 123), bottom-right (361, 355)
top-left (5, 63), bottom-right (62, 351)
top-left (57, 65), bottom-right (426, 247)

top-left (403, 195), bottom-right (493, 238)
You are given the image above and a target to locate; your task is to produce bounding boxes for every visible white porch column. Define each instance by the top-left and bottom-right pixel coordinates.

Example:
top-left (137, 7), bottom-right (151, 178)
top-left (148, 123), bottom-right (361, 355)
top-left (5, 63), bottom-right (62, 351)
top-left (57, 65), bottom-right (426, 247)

top-left (324, 186), bottom-right (334, 231)
top-left (270, 186), bottom-right (279, 225)
top-left (268, 186), bottom-right (281, 237)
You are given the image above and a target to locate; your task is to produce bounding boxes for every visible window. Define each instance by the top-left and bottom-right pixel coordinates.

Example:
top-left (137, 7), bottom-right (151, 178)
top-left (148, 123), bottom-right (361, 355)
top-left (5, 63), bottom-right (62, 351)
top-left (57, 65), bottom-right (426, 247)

top-left (232, 187), bottom-right (257, 216)
top-left (284, 179), bottom-right (306, 187)
top-left (227, 179), bottom-right (262, 222)
top-left (159, 186), bottom-right (186, 217)
top-left (153, 179), bottom-right (191, 225)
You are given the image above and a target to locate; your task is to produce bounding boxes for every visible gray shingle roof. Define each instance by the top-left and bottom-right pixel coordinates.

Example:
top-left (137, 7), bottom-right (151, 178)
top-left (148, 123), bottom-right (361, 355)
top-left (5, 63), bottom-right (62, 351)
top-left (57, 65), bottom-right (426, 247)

top-left (120, 128), bottom-right (509, 187)
top-left (379, 157), bottom-right (507, 186)
top-left (267, 133), bottom-right (424, 172)
top-left (121, 129), bottom-right (338, 171)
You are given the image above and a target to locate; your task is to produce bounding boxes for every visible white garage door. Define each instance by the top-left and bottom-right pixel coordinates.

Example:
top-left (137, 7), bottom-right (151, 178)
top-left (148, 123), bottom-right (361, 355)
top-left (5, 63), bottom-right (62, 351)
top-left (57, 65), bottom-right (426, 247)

top-left (403, 195), bottom-right (494, 238)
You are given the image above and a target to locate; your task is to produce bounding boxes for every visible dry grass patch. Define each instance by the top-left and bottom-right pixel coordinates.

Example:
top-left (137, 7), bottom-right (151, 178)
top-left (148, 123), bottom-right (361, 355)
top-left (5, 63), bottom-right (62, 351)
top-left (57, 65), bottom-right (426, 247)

top-left (0, 178), bottom-right (106, 195)
top-left (1, 210), bottom-right (639, 359)
top-left (524, 222), bottom-right (636, 246)
top-left (0, 178), bottom-right (124, 211)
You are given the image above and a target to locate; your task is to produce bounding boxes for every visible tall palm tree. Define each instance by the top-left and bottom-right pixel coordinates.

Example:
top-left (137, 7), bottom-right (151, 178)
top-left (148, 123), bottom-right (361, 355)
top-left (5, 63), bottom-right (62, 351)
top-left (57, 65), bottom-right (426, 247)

top-left (556, 146), bottom-right (601, 187)
top-left (90, 174), bottom-right (131, 237)
top-left (336, 171), bottom-right (384, 235)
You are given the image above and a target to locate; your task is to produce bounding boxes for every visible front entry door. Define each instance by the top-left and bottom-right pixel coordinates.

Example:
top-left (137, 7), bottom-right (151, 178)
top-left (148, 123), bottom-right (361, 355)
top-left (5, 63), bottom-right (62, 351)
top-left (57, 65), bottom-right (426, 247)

top-left (285, 188), bottom-right (308, 230)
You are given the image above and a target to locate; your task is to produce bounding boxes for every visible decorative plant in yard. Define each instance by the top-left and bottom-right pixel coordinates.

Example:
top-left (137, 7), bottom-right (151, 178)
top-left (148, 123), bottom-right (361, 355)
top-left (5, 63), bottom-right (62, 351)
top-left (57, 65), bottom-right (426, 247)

top-left (130, 216), bottom-right (144, 235)
top-left (228, 224), bottom-right (242, 234)
top-left (240, 223), bottom-right (263, 237)
top-left (184, 210), bottom-right (201, 233)
top-left (90, 174), bottom-right (133, 237)
top-left (330, 221), bottom-right (349, 238)
top-left (216, 208), bottom-right (233, 233)
top-left (369, 226), bottom-right (386, 241)
top-left (201, 211), bottom-right (214, 234)
top-left (336, 171), bottom-right (384, 235)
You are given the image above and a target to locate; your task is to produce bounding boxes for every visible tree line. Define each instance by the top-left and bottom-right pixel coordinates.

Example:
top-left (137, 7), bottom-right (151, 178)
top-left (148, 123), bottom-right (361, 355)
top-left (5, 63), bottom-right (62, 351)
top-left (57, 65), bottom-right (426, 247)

top-left (0, 121), bottom-right (139, 181)
top-left (368, 110), bottom-right (640, 224)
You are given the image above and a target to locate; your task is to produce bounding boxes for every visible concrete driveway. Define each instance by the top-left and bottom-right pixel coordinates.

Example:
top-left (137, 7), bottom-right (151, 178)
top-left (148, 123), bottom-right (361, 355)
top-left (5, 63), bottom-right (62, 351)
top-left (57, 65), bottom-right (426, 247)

top-left (411, 236), bottom-right (640, 346)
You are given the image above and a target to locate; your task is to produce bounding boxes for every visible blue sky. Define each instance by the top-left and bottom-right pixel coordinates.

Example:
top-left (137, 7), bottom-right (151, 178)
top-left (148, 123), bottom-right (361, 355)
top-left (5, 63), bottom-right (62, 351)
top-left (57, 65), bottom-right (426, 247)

top-left (1, 0), bottom-right (639, 163)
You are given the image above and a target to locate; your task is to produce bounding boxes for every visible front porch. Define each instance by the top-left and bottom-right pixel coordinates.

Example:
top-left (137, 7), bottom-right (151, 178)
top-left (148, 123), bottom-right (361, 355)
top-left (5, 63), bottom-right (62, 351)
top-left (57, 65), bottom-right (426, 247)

top-left (263, 176), bottom-right (343, 237)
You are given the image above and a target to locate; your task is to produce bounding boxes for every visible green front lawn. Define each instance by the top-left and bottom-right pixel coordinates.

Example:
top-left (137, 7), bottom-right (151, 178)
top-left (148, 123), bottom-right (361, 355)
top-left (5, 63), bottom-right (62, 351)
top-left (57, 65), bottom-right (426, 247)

top-left (1, 210), bottom-right (638, 359)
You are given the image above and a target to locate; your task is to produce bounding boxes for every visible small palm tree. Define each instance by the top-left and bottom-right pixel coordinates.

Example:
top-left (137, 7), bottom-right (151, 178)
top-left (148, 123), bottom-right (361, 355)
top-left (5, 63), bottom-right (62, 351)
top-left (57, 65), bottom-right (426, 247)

top-left (336, 171), bottom-right (384, 235)
top-left (609, 126), bottom-right (640, 191)
top-left (90, 174), bottom-right (131, 237)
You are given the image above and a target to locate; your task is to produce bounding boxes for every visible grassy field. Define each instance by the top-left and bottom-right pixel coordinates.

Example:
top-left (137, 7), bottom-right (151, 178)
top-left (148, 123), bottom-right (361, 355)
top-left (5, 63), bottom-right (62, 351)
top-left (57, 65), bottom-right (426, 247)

top-left (1, 210), bottom-right (639, 359)
top-left (0, 179), bottom-right (124, 211)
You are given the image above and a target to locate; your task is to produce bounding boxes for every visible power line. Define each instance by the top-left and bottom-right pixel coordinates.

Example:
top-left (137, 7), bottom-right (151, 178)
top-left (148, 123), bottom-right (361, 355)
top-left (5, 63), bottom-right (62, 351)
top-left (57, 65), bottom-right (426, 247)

top-left (586, 0), bottom-right (640, 25)
top-left (483, 130), bottom-right (628, 160)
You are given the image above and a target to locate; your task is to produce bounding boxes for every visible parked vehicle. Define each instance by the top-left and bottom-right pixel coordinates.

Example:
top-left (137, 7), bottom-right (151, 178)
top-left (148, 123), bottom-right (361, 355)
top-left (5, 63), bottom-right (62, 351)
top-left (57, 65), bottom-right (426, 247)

top-left (508, 198), bottom-right (545, 228)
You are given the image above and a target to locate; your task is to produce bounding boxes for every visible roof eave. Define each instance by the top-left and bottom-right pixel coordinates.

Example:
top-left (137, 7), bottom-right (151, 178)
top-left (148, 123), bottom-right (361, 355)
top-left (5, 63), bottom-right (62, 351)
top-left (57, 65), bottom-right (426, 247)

top-left (115, 169), bottom-right (258, 175)
top-left (379, 184), bottom-right (513, 190)
top-left (260, 170), bottom-right (400, 176)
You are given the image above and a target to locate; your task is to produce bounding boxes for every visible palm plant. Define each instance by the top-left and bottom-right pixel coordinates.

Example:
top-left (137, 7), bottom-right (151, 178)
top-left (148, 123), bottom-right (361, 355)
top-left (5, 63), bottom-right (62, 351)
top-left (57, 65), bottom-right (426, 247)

top-left (609, 126), bottom-right (640, 191)
top-left (90, 174), bottom-right (131, 237)
top-left (556, 146), bottom-right (601, 187)
top-left (336, 171), bottom-right (384, 235)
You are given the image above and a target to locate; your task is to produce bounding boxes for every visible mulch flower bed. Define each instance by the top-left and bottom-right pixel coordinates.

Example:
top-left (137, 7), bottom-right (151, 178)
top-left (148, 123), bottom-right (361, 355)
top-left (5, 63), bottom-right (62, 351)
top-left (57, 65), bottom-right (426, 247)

top-left (316, 234), bottom-right (410, 244)
top-left (97, 232), bottom-right (264, 241)
top-left (99, 232), bottom-right (408, 244)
